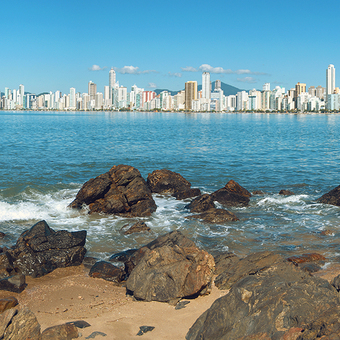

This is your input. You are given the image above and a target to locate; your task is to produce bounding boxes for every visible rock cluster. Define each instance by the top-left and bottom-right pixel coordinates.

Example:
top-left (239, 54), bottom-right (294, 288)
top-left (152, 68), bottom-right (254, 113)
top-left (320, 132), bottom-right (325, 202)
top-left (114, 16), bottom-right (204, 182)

top-left (317, 185), bottom-right (340, 206)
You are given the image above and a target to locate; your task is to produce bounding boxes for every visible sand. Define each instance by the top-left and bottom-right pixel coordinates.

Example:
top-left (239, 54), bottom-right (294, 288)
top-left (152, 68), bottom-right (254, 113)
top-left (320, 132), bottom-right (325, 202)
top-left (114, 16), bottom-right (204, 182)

top-left (0, 265), bottom-right (228, 339)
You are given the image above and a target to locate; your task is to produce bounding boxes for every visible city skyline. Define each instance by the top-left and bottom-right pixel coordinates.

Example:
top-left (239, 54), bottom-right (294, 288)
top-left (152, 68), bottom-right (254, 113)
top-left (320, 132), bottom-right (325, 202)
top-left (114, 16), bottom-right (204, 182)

top-left (1, 0), bottom-right (340, 95)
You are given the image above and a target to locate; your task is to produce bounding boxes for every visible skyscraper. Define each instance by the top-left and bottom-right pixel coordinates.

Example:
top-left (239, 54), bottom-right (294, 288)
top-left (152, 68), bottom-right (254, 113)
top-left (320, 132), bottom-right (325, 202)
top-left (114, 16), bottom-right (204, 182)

top-left (185, 81), bottom-right (197, 110)
top-left (215, 80), bottom-right (221, 90)
top-left (109, 68), bottom-right (116, 103)
top-left (202, 72), bottom-right (211, 99)
top-left (326, 64), bottom-right (335, 97)
top-left (70, 87), bottom-right (76, 109)
top-left (294, 82), bottom-right (306, 103)
top-left (88, 81), bottom-right (97, 101)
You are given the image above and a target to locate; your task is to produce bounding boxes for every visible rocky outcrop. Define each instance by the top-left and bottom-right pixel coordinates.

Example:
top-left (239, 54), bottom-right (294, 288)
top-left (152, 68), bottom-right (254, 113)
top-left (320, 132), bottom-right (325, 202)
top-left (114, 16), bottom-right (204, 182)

top-left (0, 298), bottom-right (18, 314)
top-left (185, 194), bottom-right (215, 213)
top-left (69, 165), bottom-right (157, 217)
top-left (122, 221), bottom-right (151, 235)
top-left (89, 261), bottom-right (125, 283)
top-left (6, 220), bottom-right (87, 278)
top-left (186, 259), bottom-right (340, 340)
top-left (210, 180), bottom-right (251, 207)
top-left (41, 323), bottom-right (79, 339)
top-left (125, 230), bottom-right (215, 303)
top-left (214, 252), bottom-right (239, 276)
top-left (317, 185), bottom-right (340, 207)
top-left (279, 189), bottom-right (295, 195)
top-left (147, 169), bottom-right (201, 199)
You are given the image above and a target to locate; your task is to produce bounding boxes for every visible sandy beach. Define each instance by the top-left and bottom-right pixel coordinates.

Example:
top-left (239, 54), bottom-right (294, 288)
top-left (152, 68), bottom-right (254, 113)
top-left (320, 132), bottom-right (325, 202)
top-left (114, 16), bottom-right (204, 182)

top-left (0, 264), bottom-right (229, 339)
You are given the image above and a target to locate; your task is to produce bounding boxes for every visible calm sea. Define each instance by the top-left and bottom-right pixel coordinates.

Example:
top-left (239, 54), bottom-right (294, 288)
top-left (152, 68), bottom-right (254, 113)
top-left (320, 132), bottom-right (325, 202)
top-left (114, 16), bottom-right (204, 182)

top-left (1, 111), bottom-right (340, 262)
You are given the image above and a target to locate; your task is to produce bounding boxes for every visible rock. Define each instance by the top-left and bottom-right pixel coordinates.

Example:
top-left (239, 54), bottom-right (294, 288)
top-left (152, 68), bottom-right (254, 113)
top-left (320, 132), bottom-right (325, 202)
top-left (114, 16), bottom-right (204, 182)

top-left (186, 261), bottom-right (340, 340)
top-left (252, 190), bottom-right (265, 195)
top-left (41, 323), bottom-right (79, 339)
top-left (1, 307), bottom-right (41, 340)
top-left (173, 188), bottom-right (201, 200)
top-left (0, 274), bottom-right (26, 293)
top-left (175, 301), bottom-right (190, 310)
top-left (66, 320), bottom-right (91, 329)
top-left (137, 326), bottom-right (155, 336)
top-left (126, 230), bottom-right (215, 303)
top-left (287, 253), bottom-right (326, 265)
top-left (123, 221), bottom-right (151, 235)
top-left (69, 165), bottom-right (157, 217)
top-left (0, 233), bottom-right (5, 238)
top-left (82, 257), bottom-right (99, 269)
top-left (331, 274), bottom-right (340, 291)
top-left (0, 297), bottom-right (18, 314)
top-left (89, 261), bottom-right (125, 283)
top-left (210, 180), bottom-right (251, 207)
top-left (9, 220), bottom-right (87, 278)
top-left (109, 249), bottom-right (138, 277)
top-left (187, 208), bottom-right (239, 223)
top-left (214, 252), bottom-right (239, 276)
top-left (215, 251), bottom-right (283, 290)
top-left (321, 229), bottom-right (334, 236)
top-left (0, 252), bottom-right (16, 279)
top-left (317, 185), bottom-right (340, 207)
top-left (279, 189), bottom-right (295, 195)
top-left (85, 332), bottom-right (107, 339)
top-left (185, 194), bottom-right (215, 213)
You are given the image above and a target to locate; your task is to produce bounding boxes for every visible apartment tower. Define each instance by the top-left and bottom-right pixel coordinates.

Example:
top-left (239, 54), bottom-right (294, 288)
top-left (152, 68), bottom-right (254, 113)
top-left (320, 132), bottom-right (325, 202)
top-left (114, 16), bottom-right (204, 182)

top-left (185, 81), bottom-right (197, 110)
top-left (202, 72), bottom-right (211, 99)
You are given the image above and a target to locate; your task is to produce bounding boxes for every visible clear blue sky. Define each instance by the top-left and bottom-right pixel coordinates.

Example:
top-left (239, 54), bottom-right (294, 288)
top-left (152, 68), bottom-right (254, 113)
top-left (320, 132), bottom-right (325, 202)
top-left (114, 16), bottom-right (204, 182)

top-left (1, 0), bottom-right (339, 95)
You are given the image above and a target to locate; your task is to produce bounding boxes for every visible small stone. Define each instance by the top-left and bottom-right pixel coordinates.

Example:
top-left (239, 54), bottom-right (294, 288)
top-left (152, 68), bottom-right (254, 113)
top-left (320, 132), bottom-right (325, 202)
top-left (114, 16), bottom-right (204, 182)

top-left (321, 230), bottom-right (334, 236)
top-left (175, 301), bottom-right (190, 310)
top-left (66, 320), bottom-right (91, 329)
top-left (123, 221), bottom-right (151, 235)
top-left (0, 297), bottom-right (18, 314)
top-left (279, 189), bottom-right (295, 196)
top-left (85, 331), bottom-right (107, 339)
top-left (137, 326), bottom-right (155, 336)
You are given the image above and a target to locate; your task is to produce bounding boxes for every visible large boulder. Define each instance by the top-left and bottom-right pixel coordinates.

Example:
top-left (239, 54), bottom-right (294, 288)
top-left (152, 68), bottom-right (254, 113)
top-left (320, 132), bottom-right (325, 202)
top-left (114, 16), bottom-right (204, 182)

top-left (69, 165), bottom-right (157, 217)
top-left (8, 221), bottom-right (87, 278)
top-left (317, 185), bottom-right (340, 207)
top-left (147, 169), bottom-right (201, 199)
top-left (186, 260), bottom-right (340, 340)
top-left (125, 230), bottom-right (215, 303)
top-left (210, 180), bottom-right (251, 207)
top-left (185, 194), bottom-right (215, 213)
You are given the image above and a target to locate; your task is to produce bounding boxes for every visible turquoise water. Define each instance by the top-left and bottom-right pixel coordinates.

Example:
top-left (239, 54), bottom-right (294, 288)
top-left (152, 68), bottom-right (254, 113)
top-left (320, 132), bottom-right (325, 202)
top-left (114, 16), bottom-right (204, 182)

top-left (1, 111), bottom-right (340, 262)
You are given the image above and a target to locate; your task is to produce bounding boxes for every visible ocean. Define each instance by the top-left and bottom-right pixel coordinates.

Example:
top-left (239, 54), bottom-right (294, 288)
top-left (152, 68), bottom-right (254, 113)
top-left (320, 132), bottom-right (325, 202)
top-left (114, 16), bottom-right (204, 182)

top-left (1, 111), bottom-right (340, 263)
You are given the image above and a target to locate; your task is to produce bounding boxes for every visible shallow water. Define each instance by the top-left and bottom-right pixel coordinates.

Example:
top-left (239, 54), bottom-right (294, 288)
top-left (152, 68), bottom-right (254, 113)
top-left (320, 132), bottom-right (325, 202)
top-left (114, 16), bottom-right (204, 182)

top-left (1, 111), bottom-right (340, 262)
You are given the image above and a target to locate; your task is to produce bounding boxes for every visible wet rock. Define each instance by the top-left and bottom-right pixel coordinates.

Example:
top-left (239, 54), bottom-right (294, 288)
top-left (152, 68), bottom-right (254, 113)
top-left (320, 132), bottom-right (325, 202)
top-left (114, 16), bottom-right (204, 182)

top-left (210, 180), bottom-right (251, 207)
top-left (1, 307), bottom-right (41, 340)
top-left (321, 229), bottom-right (334, 236)
top-left (9, 220), bottom-right (87, 278)
top-left (0, 233), bottom-right (5, 238)
top-left (126, 230), bottom-right (215, 303)
top-left (173, 188), bottom-right (201, 200)
top-left (123, 221), bottom-right (151, 235)
top-left (82, 257), bottom-right (99, 269)
top-left (188, 208), bottom-right (239, 223)
top-left (69, 165), bottom-right (157, 217)
top-left (0, 297), bottom-right (18, 314)
top-left (279, 189), bottom-right (295, 195)
top-left (252, 190), bottom-right (265, 195)
top-left (137, 326), bottom-right (155, 336)
top-left (215, 251), bottom-right (283, 290)
top-left (89, 261), bottom-right (124, 283)
top-left (186, 261), bottom-right (340, 340)
top-left (0, 274), bottom-right (26, 293)
top-left (287, 253), bottom-right (326, 265)
top-left (109, 249), bottom-right (138, 277)
top-left (317, 185), bottom-right (340, 207)
top-left (185, 194), bottom-right (215, 213)
top-left (41, 323), bottom-right (79, 339)
top-left (214, 252), bottom-right (239, 276)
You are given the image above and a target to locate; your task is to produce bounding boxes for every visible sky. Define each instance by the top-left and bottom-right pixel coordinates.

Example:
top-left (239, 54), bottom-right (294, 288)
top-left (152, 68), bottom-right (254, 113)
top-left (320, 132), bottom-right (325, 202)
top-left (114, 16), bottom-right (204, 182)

top-left (1, 0), bottom-right (340, 95)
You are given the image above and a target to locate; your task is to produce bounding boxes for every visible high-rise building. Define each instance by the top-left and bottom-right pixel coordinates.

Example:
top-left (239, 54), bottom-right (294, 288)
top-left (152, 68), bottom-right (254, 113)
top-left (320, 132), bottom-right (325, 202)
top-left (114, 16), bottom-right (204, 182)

top-left (215, 80), bottom-right (221, 90)
top-left (326, 64), bottom-right (335, 107)
top-left (88, 81), bottom-right (97, 101)
top-left (263, 83), bottom-right (270, 91)
top-left (70, 87), bottom-right (76, 109)
top-left (18, 84), bottom-right (24, 106)
top-left (109, 68), bottom-right (116, 102)
top-left (202, 72), bottom-right (210, 99)
top-left (294, 82), bottom-right (306, 103)
top-left (185, 81), bottom-right (197, 110)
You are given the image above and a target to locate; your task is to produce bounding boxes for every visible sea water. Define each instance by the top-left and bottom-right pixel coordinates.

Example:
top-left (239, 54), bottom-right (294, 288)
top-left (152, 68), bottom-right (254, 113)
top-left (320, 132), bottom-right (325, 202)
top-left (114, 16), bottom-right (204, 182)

top-left (1, 111), bottom-right (340, 262)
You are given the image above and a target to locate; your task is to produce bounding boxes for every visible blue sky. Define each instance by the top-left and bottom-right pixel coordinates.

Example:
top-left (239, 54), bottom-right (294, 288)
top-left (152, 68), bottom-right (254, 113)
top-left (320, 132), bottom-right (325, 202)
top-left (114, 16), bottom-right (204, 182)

top-left (1, 0), bottom-right (339, 95)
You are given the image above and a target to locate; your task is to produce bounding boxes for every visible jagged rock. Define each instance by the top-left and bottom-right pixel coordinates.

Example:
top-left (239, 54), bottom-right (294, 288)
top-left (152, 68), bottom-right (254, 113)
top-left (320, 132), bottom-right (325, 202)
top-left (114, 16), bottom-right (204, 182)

top-left (185, 194), bottom-right (215, 213)
top-left (317, 185), bottom-right (340, 207)
top-left (0, 297), bottom-right (18, 314)
top-left (0, 274), bottom-right (26, 293)
top-left (187, 208), bottom-right (239, 223)
top-left (9, 220), bottom-right (86, 278)
top-left (215, 251), bottom-right (283, 290)
top-left (252, 190), bottom-right (265, 195)
top-left (0, 252), bottom-right (16, 279)
top-left (214, 252), bottom-right (239, 276)
top-left (123, 221), bottom-right (151, 235)
top-left (186, 261), bottom-right (340, 340)
top-left (126, 230), bottom-right (215, 303)
top-left (331, 274), bottom-right (340, 292)
top-left (41, 323), bottom-right (79, 339)
top-left (173, 188), bottom-right (201, 200)
top-left (1, 307), bottom-right (41, 340)
top-left (287, 253), bottom-right (326, 265)
top-left (137, 326), bottom-right (155, 336)
top-left (69, 165), bottom-right (157, 217)
top-left (89, 261), bottom-right (125, 283)
top-left (210, 180), bottom-right (251, 207)
top-left (279, 189), bottom-right (295, 195)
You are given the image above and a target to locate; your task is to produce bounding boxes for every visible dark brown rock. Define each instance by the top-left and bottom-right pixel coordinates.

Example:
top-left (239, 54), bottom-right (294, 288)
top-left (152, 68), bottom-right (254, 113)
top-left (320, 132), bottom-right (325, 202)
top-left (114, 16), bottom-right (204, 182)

top-left (89, 261), bottom-right (125, 283)
top-left (41, 323), bottom-right (78, 339)
top-left (0, 274), bottom-right (26, 293)
top-left (0, 297), bottom-right (18, 314)
top-left (9, 220), bottom-right (87, 278)
top-left (210, 180), bottom-right (251, 207)
top-left (317, 185), bottom-right (340, 207)
top-left (287, 253), bottom-right (326, 265)
top-left (321, 229), bottom-right (334, 236)
top-left (126, 231), bottom-right (215, 303)
top-left (173, 188), bottom-right (201, 200)
top-left (252, 190), bottom-right (265, 195)
top-left (186, 261), bottom-right (340, 340)
top-left (0, 252), bottom-right (15, 279)
top-left (69, 165), bottom-right (157, 217)
top-left (279, 189), bottom-right (295, 195)
top-left (188, 208), bottom-right (239, 223)
top-left (0, 233), bottom-right (5, 238)
top-left (123, 221), bottom-right (151, 235)
top-left (147, 169), bottom-right (191, 194)
top-left (185, 194), bottom-right (215, 213)
top-left (214, 252), bottom-right (239, 276)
